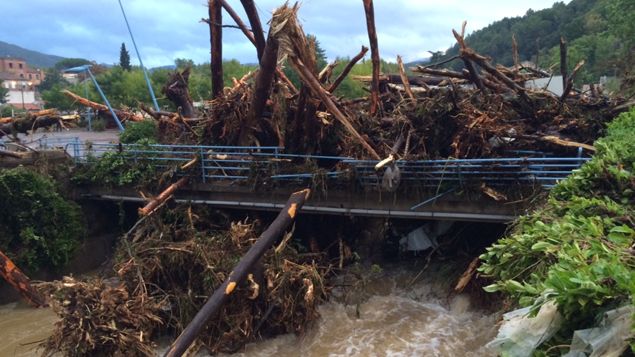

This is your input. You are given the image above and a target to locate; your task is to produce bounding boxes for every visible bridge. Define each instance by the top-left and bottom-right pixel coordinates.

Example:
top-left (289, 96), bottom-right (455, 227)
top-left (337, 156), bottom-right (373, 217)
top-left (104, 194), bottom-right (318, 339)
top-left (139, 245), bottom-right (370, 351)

top-left (39, 137), bottom-right (590, 223)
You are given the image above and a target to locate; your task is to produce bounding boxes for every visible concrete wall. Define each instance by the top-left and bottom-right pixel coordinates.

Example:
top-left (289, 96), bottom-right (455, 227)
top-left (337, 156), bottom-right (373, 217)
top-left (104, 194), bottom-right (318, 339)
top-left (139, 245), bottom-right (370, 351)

top-left (6, 89), bottom-right (36, 105)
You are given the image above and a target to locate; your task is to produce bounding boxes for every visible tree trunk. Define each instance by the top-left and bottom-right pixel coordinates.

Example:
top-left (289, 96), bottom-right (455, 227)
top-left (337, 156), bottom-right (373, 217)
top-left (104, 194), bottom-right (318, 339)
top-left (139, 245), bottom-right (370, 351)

top-left (362, 0), bottom-right (381, 116)
top-left (240, 0), bottom-right (266, 62)
top-left (163, 189), bottom-right (311, 357)
top-left (0, 250), bottom-right (47, 307)
top-left (239, 33), bottom-right (280, 146)
top-left (209, 0), bottom-right (224, 99)
top-left (162, 68), bottom-right (196, 118)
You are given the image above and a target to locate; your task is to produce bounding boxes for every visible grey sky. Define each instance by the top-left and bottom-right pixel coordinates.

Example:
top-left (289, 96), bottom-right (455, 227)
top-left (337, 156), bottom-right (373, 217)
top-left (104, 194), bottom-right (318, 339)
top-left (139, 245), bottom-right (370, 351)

top-left (1, 0), bottom-right (567, 67)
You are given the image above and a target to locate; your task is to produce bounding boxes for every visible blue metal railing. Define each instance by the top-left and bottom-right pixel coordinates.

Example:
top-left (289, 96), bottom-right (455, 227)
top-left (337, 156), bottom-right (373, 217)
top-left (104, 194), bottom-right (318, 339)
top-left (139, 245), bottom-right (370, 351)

top-left (45, 140), bottom-right (589, 189)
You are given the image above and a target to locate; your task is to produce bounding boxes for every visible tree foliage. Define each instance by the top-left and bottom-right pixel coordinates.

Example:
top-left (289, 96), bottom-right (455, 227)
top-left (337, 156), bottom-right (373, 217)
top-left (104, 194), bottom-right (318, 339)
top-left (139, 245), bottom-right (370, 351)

top-left (54, 58), bottom-right (91, 71)
top-left (0, 167), bottom-right (84, 273)
top-left (119, 43), bottom-right (132, 71)
top-left (0, 80), bottom-right (8, 104)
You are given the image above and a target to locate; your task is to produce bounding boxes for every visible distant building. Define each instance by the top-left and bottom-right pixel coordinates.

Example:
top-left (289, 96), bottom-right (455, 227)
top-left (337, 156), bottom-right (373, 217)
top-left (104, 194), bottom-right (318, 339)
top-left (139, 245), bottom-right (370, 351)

top-left (0, 57), bottom-right (45, 110)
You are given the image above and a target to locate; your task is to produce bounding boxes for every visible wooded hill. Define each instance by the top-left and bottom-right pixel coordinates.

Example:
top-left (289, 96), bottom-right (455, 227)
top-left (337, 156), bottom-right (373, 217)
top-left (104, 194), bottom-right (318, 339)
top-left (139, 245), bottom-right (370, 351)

top-left (432, 0), bottom-right (634, 87)
top-left (0, 40), bottom-right (65, 68)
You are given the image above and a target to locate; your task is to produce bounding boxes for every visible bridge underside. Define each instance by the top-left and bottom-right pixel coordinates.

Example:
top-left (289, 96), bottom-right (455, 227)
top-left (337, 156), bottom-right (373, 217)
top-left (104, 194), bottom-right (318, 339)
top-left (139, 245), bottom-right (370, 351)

top-left (80, 182), bottom-right (535, 223)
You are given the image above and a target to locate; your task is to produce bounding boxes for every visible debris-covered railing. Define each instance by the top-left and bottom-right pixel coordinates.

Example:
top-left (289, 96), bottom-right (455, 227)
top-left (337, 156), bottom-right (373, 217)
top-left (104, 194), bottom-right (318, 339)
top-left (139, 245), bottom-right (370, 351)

top-left (62, 140), bottom-right (589, 189)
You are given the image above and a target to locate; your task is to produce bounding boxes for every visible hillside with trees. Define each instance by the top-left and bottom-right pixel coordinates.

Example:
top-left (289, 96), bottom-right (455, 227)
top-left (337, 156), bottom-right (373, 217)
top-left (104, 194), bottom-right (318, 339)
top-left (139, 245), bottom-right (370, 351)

top-left (0, 40), bottom-right (65, 68)
top-left (432, 0), bottom-right (634, 91)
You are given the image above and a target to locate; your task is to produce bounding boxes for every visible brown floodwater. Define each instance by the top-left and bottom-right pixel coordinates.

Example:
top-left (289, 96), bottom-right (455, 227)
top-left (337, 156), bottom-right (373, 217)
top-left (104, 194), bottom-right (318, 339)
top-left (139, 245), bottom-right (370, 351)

top-left (220, 266), bottom-right (499, 357)
top-left (0, 302), bottom-right (58, 357)
top-left (2, 264), bottom-right (499, 357)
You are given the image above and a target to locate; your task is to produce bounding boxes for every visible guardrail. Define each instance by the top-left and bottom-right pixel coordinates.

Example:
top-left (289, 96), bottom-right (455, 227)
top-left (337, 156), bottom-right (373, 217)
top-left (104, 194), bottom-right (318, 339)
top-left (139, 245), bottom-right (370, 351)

top-left (50, 140), bottom-right (589, 189)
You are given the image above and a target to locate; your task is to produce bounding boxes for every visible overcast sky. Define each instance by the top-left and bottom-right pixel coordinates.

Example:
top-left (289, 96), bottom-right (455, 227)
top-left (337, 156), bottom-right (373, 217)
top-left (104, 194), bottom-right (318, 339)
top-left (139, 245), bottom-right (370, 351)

top-left (1, 0), bottom-right (567, 68)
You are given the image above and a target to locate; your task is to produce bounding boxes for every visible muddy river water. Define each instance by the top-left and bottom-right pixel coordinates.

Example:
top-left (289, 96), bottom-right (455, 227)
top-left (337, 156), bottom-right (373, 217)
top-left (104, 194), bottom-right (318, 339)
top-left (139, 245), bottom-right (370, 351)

top-left (1, 265), bottom-right (499, 357)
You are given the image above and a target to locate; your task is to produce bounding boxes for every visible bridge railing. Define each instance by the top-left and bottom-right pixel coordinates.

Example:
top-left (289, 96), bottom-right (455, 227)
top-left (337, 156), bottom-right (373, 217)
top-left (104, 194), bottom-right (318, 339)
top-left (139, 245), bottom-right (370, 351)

top-left (59, 140), bottom-right (589, 189)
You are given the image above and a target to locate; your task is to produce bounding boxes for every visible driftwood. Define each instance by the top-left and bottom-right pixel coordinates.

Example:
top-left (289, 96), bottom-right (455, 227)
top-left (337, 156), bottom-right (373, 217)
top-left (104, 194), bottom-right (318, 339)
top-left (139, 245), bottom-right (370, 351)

top-left (209, 0), bottom-right (224, 99)
top-left (138, 177), bottom-right (189, 216)
top-left (452, 23), bottom-right (486, 92)
top-left (328, 45), bottom-right (368, 93)
top-left (0, 250), bottom-right (47, 307)
top-left (362, 0), bottom-right (381, 116)
top-left (163, 188), bottom-right (311, 357)
top-left (63, 90), bottom-right (144, 122)
top-left (454, 257), bottom-right (480, 293)
top-left (396, 55), bottom-right (416, 100)
top-left (163, 68), bottom-right (196, 118)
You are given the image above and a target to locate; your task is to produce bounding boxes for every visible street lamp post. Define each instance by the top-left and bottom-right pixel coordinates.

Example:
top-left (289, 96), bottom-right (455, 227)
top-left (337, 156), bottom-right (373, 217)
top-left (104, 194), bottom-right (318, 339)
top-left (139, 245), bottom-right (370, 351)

top-left (20, 83), bottom-right (25, 110)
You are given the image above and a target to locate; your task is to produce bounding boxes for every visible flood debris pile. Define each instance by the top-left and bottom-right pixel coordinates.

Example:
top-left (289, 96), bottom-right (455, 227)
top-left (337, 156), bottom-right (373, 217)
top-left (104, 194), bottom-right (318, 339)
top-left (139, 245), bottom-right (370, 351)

top-left (59, 3), bottom-right (622, 165)
top-left (0, 109), bottom-right (79, 139)
top-left (42, 204), bottom-right (329, 356)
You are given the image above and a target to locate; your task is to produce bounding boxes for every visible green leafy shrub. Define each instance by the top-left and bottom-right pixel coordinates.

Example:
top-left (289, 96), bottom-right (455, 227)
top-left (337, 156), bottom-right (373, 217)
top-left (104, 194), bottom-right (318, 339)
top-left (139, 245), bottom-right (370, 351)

top-left (0, 167), bottom-right (85, 272)
top-left (72, 139), bottom-right (158, 187)
top-left (479, 108), bottom-right (635, 352)
top-left (120, 120), bottom-right (158, 144)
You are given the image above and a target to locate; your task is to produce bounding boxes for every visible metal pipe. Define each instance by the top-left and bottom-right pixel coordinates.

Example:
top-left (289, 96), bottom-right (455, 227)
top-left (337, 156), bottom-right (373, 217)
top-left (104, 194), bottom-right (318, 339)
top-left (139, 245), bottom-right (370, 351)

top-left (118, 0), bottom-right (160, 111)
top-left (86, 68), bottom-right (125, 131)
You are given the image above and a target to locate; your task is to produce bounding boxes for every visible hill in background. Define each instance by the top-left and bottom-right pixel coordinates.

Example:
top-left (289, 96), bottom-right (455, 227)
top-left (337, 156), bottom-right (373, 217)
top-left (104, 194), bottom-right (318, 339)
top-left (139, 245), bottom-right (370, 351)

top-left (0, 40), bottom-right (65, 68)
top-left (430, 0), bottom-right (632, 86)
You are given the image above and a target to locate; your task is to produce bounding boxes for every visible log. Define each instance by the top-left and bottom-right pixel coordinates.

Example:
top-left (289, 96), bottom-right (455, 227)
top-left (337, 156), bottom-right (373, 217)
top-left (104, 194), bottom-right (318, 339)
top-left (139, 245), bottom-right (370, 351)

top-left (452, 26), bottom-right (486, 92)
top-left (413, 66), bottom-right (468, 80)
top-left (292, 57), bottom-right (381, 160)
top-left (396, 55), bottom-right (416, 100)
top-left (138, 177), bottom-right (189, 216)
top-left (541, 134), bottom-right (595, 152)
top-left (0, 250), bottom-right (47, 307)
top-left (328, 45), bottom-right (368, 93)
top-left (163, 188), bottom-right (311, 357)
top-left (239, 31), bottom-right (280, 146)
top-left (240, 0), bottom-right (266, 61)
top-left (462, 50), bottom-right (528, 99)
top-left (454, 257), bottom-right (479, 293)
top-left (62, 90), bottom-right (144, 122)
top-left (362, 0), bottom-right (381, 115)
top-left (209, 0), bottom-right (224, 99)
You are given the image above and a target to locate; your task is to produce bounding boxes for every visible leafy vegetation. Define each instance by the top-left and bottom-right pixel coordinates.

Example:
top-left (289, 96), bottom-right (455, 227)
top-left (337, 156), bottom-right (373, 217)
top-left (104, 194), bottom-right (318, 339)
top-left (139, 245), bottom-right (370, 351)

top-left (119, 120), bottom-right (158, 144)
top-left (72, 142), bottom-right (157, 187)
top-left (0, 167), bottom-right (84, 273)
top-left (479, 107), bottom-right (635, 353)
top-left (0, 80), bottom-right (8, 104)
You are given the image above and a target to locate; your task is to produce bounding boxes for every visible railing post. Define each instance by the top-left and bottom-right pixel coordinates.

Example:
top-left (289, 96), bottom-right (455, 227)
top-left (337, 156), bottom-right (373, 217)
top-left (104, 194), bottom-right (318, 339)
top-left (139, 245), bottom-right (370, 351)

top-left (200, 147), bottom-right (206, 183)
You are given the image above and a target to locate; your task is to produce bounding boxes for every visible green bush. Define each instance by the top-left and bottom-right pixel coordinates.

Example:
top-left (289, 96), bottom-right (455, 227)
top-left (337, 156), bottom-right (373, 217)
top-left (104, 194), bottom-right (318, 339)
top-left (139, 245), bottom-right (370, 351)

top-left (72, 140), bottom-right (157, 187)
top-left (0, 167), bottom-right (85, 273)
top-left (479, 108), bottom-right (635, 353)
top-left (120, 120), bottom-right (158, 144)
